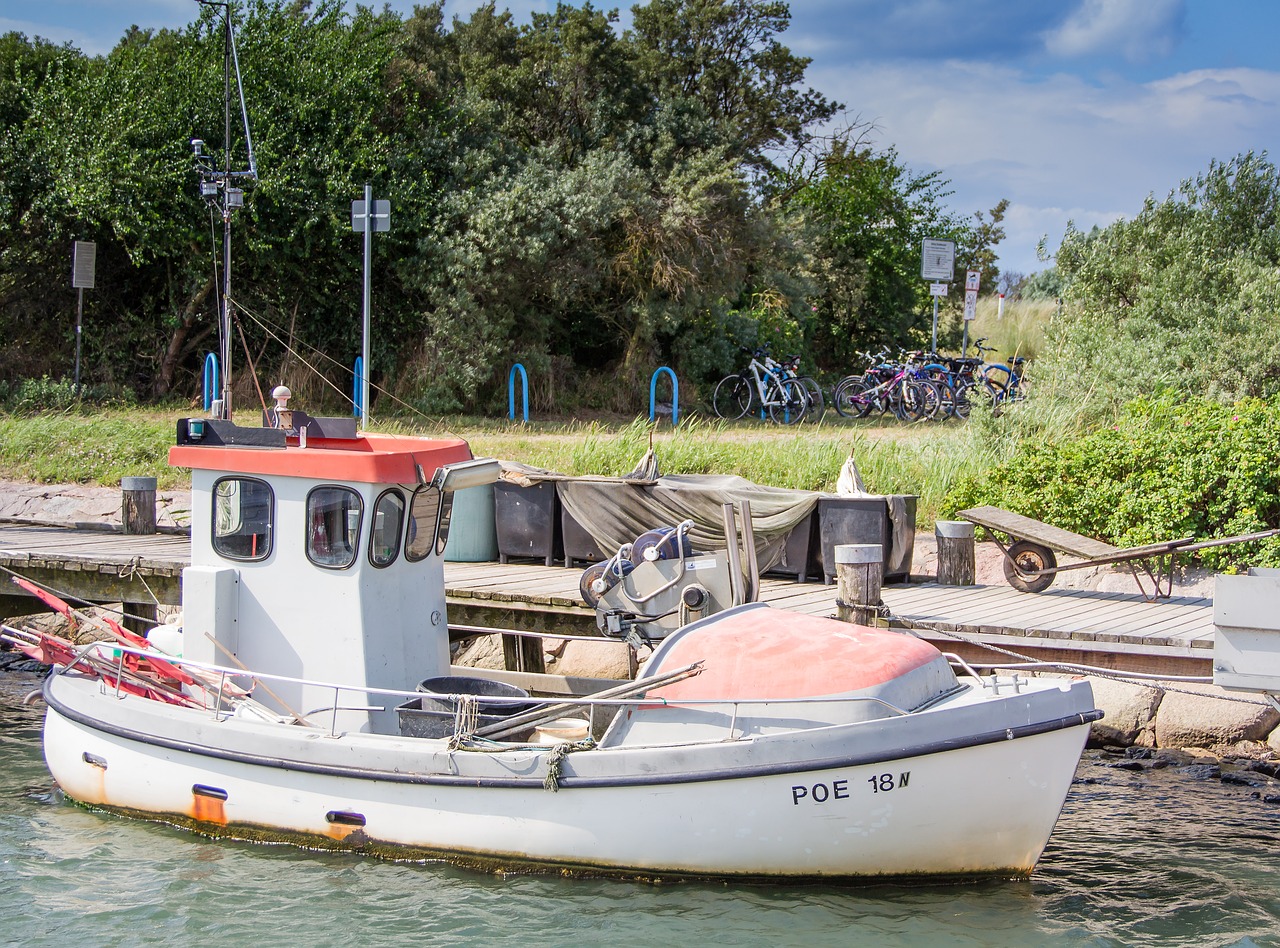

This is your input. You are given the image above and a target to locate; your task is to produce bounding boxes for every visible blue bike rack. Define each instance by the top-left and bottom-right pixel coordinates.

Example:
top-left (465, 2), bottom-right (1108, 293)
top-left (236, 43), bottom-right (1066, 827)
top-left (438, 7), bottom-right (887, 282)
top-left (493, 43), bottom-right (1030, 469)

top-left (508, 363), bottom-right (529, 422)
top-left (648, 367), bottom-right (679, 425)
top-left (202, 353), bottom-right (219, 412)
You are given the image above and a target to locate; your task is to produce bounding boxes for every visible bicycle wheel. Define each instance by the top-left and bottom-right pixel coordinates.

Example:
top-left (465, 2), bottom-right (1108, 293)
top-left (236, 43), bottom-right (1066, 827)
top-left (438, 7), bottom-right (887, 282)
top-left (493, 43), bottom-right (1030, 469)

top-left (713, 374), bottom-right (753, 420)
top-left (930, 376), bottom-right (957, 417)
top-left (796, 376), bottom-right (824, 418)
top-left (833, 377), bottom-right (874, 418)
top-left (953, 379), bottom-right (975, 419)
top-left (900, 379), bottom-right (940, 421)
top-left (768, 378), bottom-right (808, 425)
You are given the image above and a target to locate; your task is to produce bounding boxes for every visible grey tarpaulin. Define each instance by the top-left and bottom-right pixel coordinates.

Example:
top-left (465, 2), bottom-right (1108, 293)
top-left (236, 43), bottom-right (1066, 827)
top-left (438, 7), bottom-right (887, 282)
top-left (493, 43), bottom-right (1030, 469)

top-left (498, 458), bottom-right (818, 575)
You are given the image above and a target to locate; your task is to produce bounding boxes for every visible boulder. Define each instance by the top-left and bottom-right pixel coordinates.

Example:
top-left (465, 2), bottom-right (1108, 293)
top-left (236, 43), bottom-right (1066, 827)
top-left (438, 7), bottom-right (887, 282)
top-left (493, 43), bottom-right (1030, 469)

top-left (452, 634), bottom-right (507, 670)
top-left (547, 639), bottom-right (635, 681)
top-left (1085, 676), bottom-right (1163, 747)
top-left (1154, 687), bottom-right (1279, 749)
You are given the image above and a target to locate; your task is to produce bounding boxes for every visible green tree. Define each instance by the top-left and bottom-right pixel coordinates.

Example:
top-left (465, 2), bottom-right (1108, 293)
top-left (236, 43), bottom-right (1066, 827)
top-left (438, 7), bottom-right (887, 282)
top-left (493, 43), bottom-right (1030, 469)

top-left (1040, 151), bottom-right (1280, 414)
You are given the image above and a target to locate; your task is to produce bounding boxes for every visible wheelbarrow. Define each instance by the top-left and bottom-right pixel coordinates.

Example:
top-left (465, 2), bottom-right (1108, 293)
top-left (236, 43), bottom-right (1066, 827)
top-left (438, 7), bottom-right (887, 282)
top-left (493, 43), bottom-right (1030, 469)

top-left (958, 505), bottom-right (1280, 600)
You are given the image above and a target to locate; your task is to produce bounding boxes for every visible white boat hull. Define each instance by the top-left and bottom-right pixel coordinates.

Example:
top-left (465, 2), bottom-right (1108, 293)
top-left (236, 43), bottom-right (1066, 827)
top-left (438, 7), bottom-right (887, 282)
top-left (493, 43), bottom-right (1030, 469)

top-left (43, 673), bottom-right (1095, 881)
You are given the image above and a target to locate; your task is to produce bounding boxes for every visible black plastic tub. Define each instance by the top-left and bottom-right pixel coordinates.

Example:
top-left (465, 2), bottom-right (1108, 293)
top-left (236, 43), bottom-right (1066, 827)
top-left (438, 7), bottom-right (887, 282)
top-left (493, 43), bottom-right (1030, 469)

top-left (416, 675), bottom-right (533, 713)
top-left (561, 502), bottom-right (609, 568)
top-left (397, 676), bottom-right (535, 740)
top-left (494, 481), bottom-right (562, 567)
top-left (765, 508), bottom-right (817, 583)
top-left (816, 495), bottom-right (917, 584)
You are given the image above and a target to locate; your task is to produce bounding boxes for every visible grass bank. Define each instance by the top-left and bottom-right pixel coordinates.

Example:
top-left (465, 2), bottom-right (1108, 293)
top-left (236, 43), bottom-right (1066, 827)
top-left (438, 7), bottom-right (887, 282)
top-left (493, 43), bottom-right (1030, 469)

top-left (0, 410), bottom-right (1008, 526)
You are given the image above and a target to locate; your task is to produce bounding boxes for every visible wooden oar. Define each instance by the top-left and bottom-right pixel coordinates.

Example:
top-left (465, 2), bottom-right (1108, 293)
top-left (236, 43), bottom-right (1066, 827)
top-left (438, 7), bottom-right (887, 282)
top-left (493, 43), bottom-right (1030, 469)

top-left (203, 632), bottom-right (316, 727)
top-left (473, 661), bottom-right (704, 741)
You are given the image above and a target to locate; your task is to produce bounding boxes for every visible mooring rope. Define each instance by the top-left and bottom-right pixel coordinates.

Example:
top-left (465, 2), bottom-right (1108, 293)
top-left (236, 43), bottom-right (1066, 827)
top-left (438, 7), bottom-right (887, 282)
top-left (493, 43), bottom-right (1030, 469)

top-left (883, 611), bottom-right (1271, 708)
top-left (543, 737), bottom-right (596, 792)
top-left (448, 695), bottom-right (480, 751)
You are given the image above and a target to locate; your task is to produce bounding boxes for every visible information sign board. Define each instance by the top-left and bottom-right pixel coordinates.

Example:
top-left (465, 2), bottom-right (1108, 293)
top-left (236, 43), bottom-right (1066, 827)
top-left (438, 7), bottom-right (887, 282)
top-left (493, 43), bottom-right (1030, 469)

top-left (920, 239), bottom-right (955, 281)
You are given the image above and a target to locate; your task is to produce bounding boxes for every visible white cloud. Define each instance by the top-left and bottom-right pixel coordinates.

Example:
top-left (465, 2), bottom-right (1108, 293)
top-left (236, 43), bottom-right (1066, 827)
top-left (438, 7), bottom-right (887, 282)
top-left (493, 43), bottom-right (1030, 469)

top-left (1043, 0), bottom-right (1185, 63)
top-left (808, 57), bottom-right (1280, 273)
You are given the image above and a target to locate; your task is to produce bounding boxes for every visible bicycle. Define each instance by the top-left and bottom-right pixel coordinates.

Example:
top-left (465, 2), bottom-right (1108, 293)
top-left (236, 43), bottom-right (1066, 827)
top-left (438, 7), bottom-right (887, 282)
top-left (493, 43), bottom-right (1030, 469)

top-left (832, 349), bottom-right (940, 421)
top-left (712, 347), bottom-right (808, 424)
top-left (776, 353), bottom-right (824, 419)
top-left (971, 338), bottom-right (1029, 413)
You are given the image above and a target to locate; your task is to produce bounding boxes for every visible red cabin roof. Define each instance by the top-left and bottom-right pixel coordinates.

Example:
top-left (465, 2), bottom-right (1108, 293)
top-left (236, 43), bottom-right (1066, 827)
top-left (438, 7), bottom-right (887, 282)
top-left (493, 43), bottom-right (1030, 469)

top-left (170, 433), bottom-right (473, 485)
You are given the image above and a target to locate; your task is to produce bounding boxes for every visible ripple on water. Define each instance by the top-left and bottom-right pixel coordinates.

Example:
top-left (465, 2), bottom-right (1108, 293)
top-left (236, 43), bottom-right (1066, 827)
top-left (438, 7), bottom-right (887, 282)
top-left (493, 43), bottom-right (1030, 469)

top-left (1, 670), bottom-right (1278, 947)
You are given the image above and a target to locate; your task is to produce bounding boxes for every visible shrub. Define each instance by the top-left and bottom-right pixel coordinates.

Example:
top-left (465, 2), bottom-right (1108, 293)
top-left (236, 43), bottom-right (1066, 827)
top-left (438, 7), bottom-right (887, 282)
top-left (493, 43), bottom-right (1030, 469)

top-left (943, 393), bottom-right (1280, 569)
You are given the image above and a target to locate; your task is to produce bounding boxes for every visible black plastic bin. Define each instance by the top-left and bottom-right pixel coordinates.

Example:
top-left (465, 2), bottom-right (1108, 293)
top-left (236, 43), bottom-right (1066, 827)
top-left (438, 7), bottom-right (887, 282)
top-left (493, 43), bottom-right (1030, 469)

top-left (397, 676), bottom-right (535, 740)
top-left (816, 495), bottom-right (917, 584)
top-left (561, 504), bottom-right (609, 568)
top-left (764, 508), bottom-right (817, 583)
top-left (494, 480), bottom-right (562, 567)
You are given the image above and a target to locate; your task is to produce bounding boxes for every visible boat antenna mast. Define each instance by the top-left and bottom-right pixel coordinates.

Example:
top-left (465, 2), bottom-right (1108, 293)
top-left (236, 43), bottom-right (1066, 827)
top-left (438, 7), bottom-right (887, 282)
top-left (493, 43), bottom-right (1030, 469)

top-left (191, 0), bottom-right (258, 421)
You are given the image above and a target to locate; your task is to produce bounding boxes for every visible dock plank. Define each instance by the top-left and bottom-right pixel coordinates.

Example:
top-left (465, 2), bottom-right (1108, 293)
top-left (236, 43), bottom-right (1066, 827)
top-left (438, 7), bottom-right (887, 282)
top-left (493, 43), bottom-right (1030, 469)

top-left (0, 523), bottom-right (1218, 671)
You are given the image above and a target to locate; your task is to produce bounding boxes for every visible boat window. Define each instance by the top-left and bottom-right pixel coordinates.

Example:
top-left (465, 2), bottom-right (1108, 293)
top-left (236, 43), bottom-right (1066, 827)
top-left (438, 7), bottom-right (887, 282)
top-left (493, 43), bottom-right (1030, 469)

top-left (405, 486), bottom-right (441, 562)
top-left (212, 477), bottom-right (273, 561)
top-left (435, 491), bottom-right (455, 557)
top-left (306, 486), bottom-right (363, 570)
top-left (369, 490), bottom-right (405, 568)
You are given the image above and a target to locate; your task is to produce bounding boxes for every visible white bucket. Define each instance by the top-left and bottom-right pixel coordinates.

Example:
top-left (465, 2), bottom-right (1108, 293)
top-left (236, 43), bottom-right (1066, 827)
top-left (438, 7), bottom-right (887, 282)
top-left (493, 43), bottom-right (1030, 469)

top-left (533, 718), bottom-right (590, 744)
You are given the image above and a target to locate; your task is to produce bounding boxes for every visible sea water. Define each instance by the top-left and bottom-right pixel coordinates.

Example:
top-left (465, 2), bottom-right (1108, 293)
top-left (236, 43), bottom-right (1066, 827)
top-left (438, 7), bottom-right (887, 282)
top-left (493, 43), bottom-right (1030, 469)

top-left (2, 669), bottom-right (1277, 947)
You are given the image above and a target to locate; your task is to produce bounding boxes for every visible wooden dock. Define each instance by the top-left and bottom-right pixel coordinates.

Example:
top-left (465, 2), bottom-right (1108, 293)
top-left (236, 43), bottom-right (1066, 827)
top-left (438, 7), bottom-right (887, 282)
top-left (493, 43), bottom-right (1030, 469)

top-left (443, 560), bottom-right (1214, 676)
top-left (0, 523), bottom-right (189, 629)
top-left (0, 523), bottom-right (1213, 675)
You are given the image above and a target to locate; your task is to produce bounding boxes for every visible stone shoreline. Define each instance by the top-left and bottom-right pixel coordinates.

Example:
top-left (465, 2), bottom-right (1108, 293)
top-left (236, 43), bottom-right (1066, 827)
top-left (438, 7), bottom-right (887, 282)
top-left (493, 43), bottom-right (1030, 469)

top-left (3, 480), bottom-right (1277, 761)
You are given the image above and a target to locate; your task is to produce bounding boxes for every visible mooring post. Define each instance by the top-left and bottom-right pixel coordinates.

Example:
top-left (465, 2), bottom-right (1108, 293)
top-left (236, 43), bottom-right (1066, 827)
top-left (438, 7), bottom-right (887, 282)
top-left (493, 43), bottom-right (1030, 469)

top-left (121, 477), bottom-right (157, 536)
top-left (834, 543), bottom-right (883, 626)
top-left (935, 520), bottom-right (976, 586)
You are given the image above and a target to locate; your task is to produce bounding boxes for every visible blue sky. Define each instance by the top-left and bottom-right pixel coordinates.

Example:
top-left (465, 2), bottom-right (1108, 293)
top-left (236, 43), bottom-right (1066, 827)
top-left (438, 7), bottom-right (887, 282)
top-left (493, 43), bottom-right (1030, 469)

top-left (4, 0), bottom-right (1278, 277)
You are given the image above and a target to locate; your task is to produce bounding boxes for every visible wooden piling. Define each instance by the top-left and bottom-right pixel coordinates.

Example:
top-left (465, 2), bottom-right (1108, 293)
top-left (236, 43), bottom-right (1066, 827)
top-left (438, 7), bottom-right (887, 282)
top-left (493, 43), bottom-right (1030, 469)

top-left (835, 543), bottom-right (883, 626)
top-left (935, 520), bottom-right (976, 586)
top-left (121, 477), bottom-right (157, 535)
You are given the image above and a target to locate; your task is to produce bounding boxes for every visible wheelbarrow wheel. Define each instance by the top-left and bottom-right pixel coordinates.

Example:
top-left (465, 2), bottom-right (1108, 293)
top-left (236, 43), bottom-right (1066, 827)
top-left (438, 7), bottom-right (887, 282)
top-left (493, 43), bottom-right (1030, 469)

top-left (1003, 541), bottom-right (1057, 593)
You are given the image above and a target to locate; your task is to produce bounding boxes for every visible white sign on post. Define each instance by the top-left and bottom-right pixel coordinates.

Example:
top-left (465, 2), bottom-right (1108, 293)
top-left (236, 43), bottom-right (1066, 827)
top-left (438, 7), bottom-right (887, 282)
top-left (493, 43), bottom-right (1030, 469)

top-left (963, 289), bottom-right (979, 321)
top-left (965, 269), bottom-right (981, 292)
top-left (921, 239), bottom-right (955, 281)
top-left (929, 283), bottom-right (948, 297)
top-left (72, 241), bottom-right (97, 289)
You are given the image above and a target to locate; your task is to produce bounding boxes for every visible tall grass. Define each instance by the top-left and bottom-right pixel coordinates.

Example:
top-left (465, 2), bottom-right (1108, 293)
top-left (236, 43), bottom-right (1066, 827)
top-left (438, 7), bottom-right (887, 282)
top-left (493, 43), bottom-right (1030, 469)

top-left (0, 409), bottom-right (1009, 526)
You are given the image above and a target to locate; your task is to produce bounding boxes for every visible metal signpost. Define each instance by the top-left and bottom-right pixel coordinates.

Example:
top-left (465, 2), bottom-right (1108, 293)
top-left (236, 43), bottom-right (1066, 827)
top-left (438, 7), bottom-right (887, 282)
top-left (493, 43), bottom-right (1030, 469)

top-left (351, 185), bottom-right (390, 426)
top-left (71, 241), bottom-right (96, 395)
top-left (963, 269), bottom-right (981, 354)
top-left (921, 239), bottom-right (955, 352)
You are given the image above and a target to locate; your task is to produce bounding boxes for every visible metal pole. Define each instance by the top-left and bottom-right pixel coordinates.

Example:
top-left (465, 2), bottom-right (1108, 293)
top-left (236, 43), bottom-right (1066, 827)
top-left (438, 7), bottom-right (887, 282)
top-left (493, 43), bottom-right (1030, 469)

top-left (361, 182), bottom-right (372, 425)
top-left (931, 298), bottom-right (939, 353)
top-left (74, 287), bottom-right (83, 395)
top-left (221, 13), bottom-right (233, 421)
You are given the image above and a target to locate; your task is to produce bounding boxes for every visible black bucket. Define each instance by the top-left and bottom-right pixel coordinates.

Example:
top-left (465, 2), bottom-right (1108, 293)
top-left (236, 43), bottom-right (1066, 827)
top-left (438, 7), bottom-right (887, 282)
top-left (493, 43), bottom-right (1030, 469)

top-left (398, 676), bottom-right (535, 741)
top-left (415, 676), bottom-right (533, 715)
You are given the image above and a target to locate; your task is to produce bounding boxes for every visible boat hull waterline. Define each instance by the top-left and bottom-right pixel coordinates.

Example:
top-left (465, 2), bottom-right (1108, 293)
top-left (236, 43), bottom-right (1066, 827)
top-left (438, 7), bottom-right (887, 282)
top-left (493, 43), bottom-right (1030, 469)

top-left (44, 674), bottom-right (1096, 882)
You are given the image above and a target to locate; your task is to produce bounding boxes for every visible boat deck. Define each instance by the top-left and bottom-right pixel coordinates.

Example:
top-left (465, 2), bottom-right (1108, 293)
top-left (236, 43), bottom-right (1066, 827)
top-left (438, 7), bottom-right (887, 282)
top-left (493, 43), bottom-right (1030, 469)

top-left (0, 523), bottom-right (1213, 675)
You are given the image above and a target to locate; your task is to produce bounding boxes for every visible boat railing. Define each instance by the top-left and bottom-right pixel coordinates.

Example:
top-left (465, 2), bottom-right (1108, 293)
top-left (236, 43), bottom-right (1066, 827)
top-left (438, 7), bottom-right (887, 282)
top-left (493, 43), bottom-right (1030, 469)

top-left (66, 640), bottom-right (926, 740)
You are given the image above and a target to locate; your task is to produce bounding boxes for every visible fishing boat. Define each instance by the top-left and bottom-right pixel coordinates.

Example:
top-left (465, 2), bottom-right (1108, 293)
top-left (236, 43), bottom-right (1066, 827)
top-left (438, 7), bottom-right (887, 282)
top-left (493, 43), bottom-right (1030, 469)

top-left (4, 2), bottom-right (1100, 882)
top-left (2, 404), bottom-right (1103, 883)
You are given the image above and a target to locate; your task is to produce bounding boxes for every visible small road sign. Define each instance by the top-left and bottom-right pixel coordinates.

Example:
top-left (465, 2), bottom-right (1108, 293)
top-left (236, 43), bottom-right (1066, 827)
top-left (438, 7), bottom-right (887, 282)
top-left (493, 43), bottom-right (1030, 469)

top-left (72, 241), bottom-right (97, 289)
top-left (929, 282), bottom-right (948, 297)
top-left (965, 269), bottom-right (981, 292)
top-left (351, 200), bottom-right (390, 232)
top-left (964, 288), bottom-right (978, 321)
